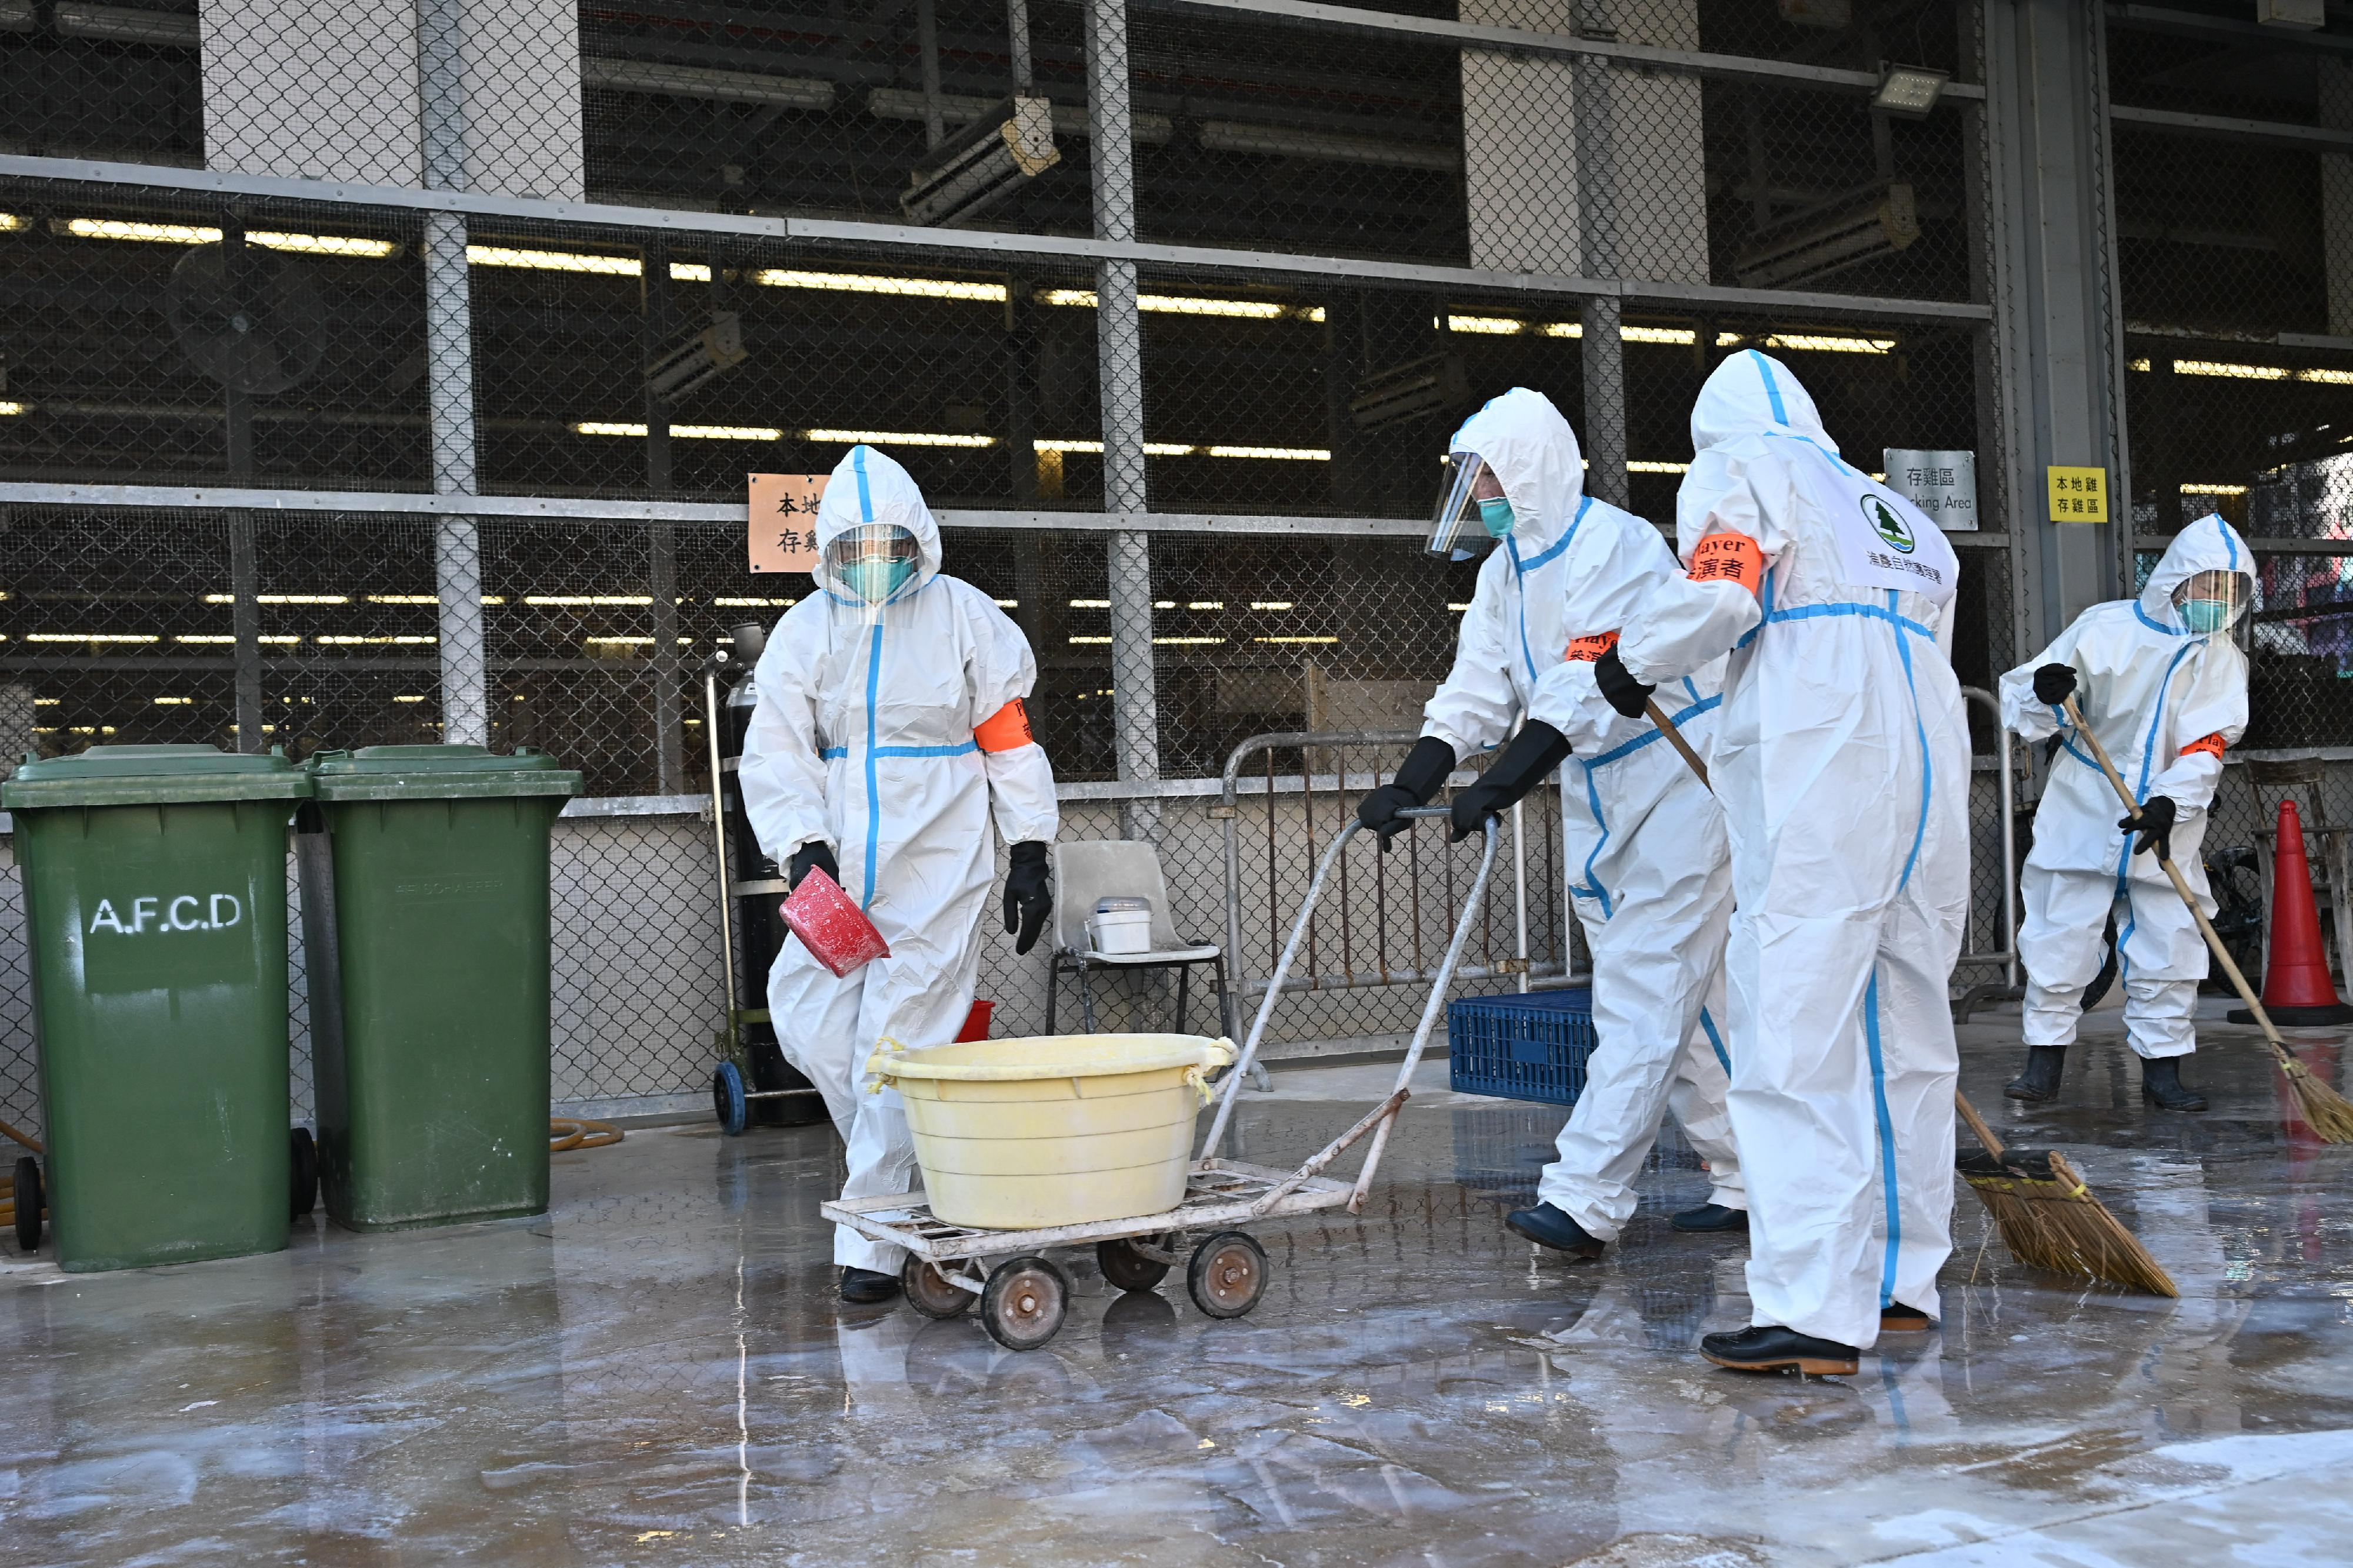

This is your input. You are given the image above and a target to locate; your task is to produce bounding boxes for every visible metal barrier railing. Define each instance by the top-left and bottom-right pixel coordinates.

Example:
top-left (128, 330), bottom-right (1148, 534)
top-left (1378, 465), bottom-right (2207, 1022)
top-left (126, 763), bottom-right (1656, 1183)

top-left (1215, 695), bottom-right (2022, 1013)
top-left (1214, 730), bottom-right (1578, 1004)
top-left (1960, 685), bottom-right (2021, 987)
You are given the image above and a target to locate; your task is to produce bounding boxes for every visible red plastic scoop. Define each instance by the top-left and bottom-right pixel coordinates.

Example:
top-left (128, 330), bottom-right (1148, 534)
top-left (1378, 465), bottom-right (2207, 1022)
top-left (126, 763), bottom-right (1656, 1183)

top-left (780, 866), bottom-right (891, 978)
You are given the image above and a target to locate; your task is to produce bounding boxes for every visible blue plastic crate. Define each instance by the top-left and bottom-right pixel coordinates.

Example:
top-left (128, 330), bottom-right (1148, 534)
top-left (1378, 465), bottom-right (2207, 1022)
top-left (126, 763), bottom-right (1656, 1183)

top-left (1448, 987), bottom-right (1598, 1107)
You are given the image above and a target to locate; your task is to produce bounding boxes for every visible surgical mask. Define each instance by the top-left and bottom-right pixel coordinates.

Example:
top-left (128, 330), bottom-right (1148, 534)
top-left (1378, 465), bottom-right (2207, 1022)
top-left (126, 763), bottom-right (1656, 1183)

top-left (841, 557), bottom-right (916, 605)
top-left (825, 522), bottom-right (921, 610)
top-left (2170, 568), bottom-right (2245, 635)
top-left (2180, 598), bottom-right (2231, 635)
top-left (1477, 495), bottom-right (1517, 539)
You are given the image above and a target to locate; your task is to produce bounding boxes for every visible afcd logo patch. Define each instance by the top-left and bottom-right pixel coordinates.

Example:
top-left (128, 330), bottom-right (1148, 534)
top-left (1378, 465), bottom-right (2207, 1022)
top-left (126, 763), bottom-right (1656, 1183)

top-left (1864, 493), bottom-right (1916, 554)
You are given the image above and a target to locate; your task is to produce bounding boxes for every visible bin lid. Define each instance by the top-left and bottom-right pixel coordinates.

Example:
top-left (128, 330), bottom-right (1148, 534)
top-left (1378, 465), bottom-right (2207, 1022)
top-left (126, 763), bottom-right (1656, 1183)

top-left (307, 744), bottom-right (584, 802)
top-left (2, 743), bottom-right (312, 809)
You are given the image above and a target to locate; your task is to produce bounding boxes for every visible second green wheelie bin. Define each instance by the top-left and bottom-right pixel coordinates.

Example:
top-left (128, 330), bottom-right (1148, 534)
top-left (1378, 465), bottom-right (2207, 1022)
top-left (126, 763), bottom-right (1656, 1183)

top-left (301, 745), bottom-right (581, 1231)
top-left (4, 744), bottom-right (311, 1272)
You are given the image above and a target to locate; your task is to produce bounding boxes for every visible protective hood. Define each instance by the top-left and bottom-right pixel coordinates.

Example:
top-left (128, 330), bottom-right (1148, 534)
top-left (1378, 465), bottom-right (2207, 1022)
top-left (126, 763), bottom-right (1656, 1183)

top-left (1690, 349), bottom-right (1835, 456)
top-left (1447, 387), bottom-right (1585, 557)
top-left (2138, 513), bottom-right (2254, 635)
top-left (812, 445), bottom-right (945, 603)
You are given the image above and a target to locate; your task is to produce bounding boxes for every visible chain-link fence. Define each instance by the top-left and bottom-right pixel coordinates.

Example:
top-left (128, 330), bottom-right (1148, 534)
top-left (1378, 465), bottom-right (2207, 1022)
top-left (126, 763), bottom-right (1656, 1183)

top-left (2, 2), bottom-right (2348, 1127)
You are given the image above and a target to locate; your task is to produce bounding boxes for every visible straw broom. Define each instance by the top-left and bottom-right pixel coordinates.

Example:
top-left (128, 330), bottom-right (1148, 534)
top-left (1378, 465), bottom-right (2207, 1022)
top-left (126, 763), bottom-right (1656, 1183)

top-left (1643, 699), bottom-right (2177, 1296)
top-left (2060, 693), bottom-right (2353, 1143)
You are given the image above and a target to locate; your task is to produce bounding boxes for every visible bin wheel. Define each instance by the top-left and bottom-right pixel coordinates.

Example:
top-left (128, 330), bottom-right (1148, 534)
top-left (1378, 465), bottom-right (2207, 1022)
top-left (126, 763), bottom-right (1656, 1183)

top-left (980, 1254), bottom-right (1070, 1352)
top-left (713, 1061), bottom-right (748, 1135)
top-left (902, 1256), bottom-right (976, 1320)
top-left (12, 1156), bottom-right (40, 1253)
top-left (1187, 1231), bottom-right (1268, 1319)
top-left (1096, 1236), bottom-right (1171, 1293)
top-left (289, 1127), bottom-right (318, 1219)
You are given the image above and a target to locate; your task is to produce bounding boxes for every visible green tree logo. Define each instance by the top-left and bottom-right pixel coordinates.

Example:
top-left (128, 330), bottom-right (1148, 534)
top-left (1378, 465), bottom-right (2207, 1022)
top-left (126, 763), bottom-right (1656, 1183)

top-left (1865, 495), bottom-right (1915, 555)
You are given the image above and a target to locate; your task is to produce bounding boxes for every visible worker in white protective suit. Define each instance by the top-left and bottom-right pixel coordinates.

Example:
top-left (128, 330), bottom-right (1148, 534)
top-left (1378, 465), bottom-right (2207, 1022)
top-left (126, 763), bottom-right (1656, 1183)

top-left (1354, 388), bottom-right (1745, 1258)
top-left (1998, 514), bottom-right (2254, 1114)
top-left (1595, 351), bottom-right (1968, 1376)
top-left (739, 445), bottom-right (1059, 1305)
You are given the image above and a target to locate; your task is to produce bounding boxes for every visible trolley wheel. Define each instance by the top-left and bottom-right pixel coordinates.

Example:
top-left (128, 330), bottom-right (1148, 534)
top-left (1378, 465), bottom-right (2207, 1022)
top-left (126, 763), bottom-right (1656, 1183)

top-left (1187, 1231), bottom-right (1268, 1319)
top-left (12, 1156), bottom-right (40, 1253)
top-left (1096, 1236), bottom-right (1171, 1293)
top-left (902, 1256), bottom-right (976, 1320)
top-left (713, 1061), bottom-right (749, 1136)
top-left (980, 1254), bottom-right (1071, 1352)
top-left (289, 1127), bottom-right (318, 1219)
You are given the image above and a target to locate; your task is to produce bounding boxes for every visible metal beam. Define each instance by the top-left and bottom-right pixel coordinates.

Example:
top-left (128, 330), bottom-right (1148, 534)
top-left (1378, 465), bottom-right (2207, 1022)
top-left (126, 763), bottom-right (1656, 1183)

top-left (0, 482), bottom-right (1434, 535)
top-left (0, 153), bottom-right (1991, 324)
top-left (2110, 103), bottom-right (2353, 153)
top-left (1159, 0), bottom-right (1984, 101)
top-left (2137, 534), bottom-right (2353, 556)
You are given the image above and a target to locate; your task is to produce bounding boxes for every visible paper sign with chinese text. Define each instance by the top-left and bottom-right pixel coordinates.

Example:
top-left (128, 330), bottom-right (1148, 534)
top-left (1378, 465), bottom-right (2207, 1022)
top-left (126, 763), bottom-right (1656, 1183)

top-left (2045, 465), bottom-right (2108, 524)
top-left (748, 473), bottom-right (826, 573)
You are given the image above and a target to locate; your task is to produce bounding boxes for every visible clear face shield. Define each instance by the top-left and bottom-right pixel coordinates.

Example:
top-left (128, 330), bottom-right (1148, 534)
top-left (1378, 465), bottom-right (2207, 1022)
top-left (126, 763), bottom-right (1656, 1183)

top-left (2172, 568), bottom-right (2247, 636)
top-left (1427, 451), bottom-right (1513, 558)
top-left (824, 523), bottom-right (921, 623)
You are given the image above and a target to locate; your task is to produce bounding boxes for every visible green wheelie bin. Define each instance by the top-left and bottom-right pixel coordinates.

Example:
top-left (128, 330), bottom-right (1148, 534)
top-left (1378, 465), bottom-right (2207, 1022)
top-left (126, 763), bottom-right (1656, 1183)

top-left (3, 744), bottom-right (312, 1272)
top-left (300, 745), bottom-right (581, 1231)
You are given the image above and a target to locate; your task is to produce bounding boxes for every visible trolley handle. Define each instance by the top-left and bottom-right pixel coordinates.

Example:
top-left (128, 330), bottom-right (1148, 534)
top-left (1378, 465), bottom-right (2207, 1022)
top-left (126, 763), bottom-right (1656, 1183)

top-left (1200, 808), bottom-right (1497, 1158)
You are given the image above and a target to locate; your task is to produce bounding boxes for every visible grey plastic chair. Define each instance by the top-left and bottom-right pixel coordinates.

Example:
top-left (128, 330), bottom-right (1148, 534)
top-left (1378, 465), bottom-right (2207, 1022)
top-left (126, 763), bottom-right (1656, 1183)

top-left (1046, 839), bottom-right (1232, 1038)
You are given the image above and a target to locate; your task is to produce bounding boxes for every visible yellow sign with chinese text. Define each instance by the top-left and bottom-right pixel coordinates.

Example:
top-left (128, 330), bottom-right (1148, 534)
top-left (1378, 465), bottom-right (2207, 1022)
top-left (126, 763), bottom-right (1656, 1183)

top-left (747, 473), bottom-right (827, 573)
top-left (2046, 465), bottom-right (2108, 523)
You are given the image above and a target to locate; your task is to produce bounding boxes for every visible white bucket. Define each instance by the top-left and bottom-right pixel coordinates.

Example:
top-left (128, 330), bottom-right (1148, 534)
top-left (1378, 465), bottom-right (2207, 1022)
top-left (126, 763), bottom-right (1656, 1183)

top-left (1088, 897), bottom-right (1154, 956)
top-left (868, 1033), bottom-right (1237, 1228)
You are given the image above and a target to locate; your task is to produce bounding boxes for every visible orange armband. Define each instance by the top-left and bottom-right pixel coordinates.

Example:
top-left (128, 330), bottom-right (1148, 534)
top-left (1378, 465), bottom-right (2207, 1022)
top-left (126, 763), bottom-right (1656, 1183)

top-left (974, 697), bottom-right (1036, 753)
top-left (2179, 732), bottom-right (2226, 762)
top-left (1564, 630), bottom-right (1619, 663)
top-left (1687, 532), bottom-right (1764, 596)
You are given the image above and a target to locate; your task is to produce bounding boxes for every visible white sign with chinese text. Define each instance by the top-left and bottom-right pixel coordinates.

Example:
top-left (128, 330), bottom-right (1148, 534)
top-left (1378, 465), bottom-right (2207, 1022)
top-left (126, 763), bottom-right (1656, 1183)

top-left (1882, 449), bottom-right (1978, 532)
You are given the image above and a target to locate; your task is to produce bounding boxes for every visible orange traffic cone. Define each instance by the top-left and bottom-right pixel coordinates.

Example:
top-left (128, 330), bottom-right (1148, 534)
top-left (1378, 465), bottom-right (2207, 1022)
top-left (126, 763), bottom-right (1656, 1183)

top-left (2232, 799), bottom-right (2353, 1026)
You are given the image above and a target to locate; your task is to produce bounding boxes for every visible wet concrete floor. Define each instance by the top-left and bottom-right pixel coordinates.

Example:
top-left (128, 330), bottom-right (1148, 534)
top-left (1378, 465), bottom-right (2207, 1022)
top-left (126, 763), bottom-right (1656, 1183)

top-left (6, 1002), bottom-right (2353, 1565)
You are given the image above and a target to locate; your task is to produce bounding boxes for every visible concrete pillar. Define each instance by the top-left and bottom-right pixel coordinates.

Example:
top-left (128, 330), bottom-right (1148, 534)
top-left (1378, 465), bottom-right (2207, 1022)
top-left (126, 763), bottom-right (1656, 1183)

top-left (1979, 0), bottom-right (2132, 646)
top-left (1459, 0), bottom-right (1706, 283)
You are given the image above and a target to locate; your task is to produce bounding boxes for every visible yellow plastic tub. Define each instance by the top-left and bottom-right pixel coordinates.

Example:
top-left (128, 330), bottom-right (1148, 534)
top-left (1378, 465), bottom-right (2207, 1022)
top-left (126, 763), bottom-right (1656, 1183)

top-left (867, 1033), bottom-right (1237, 1229)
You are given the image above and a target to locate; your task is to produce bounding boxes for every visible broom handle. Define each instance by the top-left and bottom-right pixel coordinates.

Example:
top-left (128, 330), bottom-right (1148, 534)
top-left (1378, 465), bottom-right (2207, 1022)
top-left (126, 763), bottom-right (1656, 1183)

top-left (1644, 698), bottom-right (1710, 790)
top-left (1649, 701), bottom-right (2021, 1163)
top-left (2057, 694), bottom-right (2298, 1059)
top-left (1952, 1090), bottom-right (2007, 1161)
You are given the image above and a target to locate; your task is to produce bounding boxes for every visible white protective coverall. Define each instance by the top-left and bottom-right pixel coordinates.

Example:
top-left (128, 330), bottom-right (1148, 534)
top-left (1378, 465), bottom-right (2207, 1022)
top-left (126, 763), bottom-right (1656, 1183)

top-left (1617, 351), bottom-right (1969, 1350)
top-left (739, 446), bottom-right (1059, 1273)
top-left (2000, 515), bottom-right (2252, 1059)
top-left (1422, 388), bottom-right (1742, 1240)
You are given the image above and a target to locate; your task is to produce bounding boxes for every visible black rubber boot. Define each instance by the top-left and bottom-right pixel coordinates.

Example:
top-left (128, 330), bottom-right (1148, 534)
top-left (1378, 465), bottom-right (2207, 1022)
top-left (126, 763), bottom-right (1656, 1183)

top-left (1700, 1325), bottom-right (1859, 1375)
top-left (1671, 1203), bottom-right (1749, 1233)
top-left (2003, 1045), bottom-right (2067, 1102)
top-left (1505, 1201), bottom-right (1605, 1259)
top-left (2141, 1056), bottom-right (2208, 1112)
top-left (839, 1266), bottom-right (902, 1304)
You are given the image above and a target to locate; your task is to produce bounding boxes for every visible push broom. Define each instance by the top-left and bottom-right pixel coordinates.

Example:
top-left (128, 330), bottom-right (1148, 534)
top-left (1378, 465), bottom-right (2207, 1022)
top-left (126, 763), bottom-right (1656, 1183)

top-left (1643, 698), bottom-right (2178, 1296)
top-left (2060, 692), bottom-right (2353, 1143)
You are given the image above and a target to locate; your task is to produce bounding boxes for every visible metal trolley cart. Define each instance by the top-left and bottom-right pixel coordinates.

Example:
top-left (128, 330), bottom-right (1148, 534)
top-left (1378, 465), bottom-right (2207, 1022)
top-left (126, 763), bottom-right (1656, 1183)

top-left (822, 805), bottom-right (1496, 1350)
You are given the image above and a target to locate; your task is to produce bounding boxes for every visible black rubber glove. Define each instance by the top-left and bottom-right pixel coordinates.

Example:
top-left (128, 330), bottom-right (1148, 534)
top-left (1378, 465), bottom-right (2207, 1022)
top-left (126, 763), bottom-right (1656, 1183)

top-left (2033, 663), bottom-right (2078, 706)
top-left (1448, 721), bottom-right (1574, 841)
top-left (1595, 646), bottom-right (1655, 720)
top-left (1004, 840), bottom-right (1052, 955)
top-left (2122, 794), bottom-right (2177, 860)
top-left (787, 840), bottom-right (839, 891)
top-left (1355, 735), bottom-right (1457, 852)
